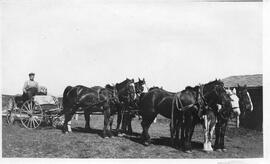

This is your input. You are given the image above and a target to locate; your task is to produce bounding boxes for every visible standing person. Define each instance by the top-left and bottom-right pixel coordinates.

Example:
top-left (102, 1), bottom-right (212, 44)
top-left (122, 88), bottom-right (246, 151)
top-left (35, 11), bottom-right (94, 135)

top-left (22, 73), bottom-right (39, 101)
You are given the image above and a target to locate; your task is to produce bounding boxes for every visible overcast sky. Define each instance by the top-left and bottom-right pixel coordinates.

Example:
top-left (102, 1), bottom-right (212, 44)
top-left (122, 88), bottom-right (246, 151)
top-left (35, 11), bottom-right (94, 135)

top-left (1, 0), bottom-right (262, 95)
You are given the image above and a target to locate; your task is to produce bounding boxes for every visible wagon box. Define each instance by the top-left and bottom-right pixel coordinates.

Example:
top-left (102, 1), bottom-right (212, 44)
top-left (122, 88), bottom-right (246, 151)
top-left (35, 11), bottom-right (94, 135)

top-left (6, 94), bottom-right (64, 129)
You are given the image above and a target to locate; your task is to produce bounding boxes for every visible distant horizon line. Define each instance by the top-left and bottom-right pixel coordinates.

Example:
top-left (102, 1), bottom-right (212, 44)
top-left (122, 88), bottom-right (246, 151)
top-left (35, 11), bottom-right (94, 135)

top-left (1, 73), bottom-right (262, 96)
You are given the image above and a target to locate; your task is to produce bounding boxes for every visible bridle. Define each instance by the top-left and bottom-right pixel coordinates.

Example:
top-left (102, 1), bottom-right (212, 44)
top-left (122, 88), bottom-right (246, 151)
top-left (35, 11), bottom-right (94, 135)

top-left (200, 84), bottom-right (228, 107)
top-left (134, 80), bottom-right (145, 98)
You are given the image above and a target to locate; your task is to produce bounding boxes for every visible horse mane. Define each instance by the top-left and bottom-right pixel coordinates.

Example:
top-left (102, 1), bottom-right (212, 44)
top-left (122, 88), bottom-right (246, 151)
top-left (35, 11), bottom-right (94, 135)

top-left (105, 84), bottom-right (114, 90)
top-left (205, 79), bottom-right (224, 87)
top-left (149, 86), bottom-right (161, 91)
top-left (185, 86), bottom-right (199, 91)
top-left (115, 78), bottom-right (134, 90)
top-left (183, 86), bottom-right (200, 97)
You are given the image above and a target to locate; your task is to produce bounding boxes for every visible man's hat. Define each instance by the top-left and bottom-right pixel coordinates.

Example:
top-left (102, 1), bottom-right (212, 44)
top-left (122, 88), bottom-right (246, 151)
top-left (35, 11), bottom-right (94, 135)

top-left (29, 72), bottom-right (35, 76)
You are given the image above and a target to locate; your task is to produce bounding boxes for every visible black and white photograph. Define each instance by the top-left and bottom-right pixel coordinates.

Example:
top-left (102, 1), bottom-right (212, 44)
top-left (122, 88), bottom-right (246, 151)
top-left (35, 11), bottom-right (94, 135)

top-left (1, 0), bottom-right (267, 161)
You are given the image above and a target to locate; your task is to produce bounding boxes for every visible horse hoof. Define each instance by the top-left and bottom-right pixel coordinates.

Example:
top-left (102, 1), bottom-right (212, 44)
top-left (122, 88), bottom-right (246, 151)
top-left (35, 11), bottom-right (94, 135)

top-left (143, 142), bottom-right (151, 146)
top-left (222, 148), bottom-right (227, 152)
top-left (104, 136), bottom-right (109, 139)
top-left (85, 128), bottom-right (91, 132)
top-left (215, 149), bottom-right (222, 152)
top-left (118, 133), bottom-right (125, 137)
top-left (185, 150), bottom-right (192, 154)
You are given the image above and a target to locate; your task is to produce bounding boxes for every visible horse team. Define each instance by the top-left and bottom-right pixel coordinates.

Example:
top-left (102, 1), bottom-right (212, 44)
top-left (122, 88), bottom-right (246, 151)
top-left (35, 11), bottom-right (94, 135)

top-left (60, 78), bottom-right (253, 153)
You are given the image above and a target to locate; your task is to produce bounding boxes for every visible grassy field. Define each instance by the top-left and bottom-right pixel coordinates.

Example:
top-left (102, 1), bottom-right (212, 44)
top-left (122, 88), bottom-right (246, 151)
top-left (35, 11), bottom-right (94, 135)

top-left (2, 114), bottom-right (263, 158)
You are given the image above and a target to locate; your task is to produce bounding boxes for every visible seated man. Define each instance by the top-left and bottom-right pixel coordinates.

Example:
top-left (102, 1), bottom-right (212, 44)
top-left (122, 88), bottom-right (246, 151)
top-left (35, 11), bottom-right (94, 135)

top-left (22, 72), bottom-right (39, 101)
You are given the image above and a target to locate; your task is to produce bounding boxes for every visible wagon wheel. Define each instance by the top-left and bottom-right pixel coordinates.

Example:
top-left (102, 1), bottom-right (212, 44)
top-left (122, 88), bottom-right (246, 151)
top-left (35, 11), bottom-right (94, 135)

top-left (19, 100), bottom-right (43, 129)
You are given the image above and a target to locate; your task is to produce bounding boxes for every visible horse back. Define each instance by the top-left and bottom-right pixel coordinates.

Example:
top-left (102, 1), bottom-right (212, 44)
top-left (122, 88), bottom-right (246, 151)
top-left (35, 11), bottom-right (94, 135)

top-left (140, 89), bottom-right (174, 117)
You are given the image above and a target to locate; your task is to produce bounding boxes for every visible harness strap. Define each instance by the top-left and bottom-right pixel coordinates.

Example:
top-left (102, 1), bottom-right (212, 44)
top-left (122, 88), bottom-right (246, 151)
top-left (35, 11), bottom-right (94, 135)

top-left (170, 92), bottom-right (194, 137)
top-left (174, 92), bottom-right (195, 112)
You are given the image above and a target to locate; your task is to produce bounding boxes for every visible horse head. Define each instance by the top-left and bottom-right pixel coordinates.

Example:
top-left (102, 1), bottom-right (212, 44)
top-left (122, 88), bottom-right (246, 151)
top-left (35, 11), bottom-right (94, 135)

top-left (135, 78), bottom-right (146, 95)
top-left (105, 84), bottom-right (120, 105)
top-left (115, 78), bottom-right (137, 103)
top-left (236, 84), bottom-right (253, 118)
top-left (202, 80), bottom-right (234, 118)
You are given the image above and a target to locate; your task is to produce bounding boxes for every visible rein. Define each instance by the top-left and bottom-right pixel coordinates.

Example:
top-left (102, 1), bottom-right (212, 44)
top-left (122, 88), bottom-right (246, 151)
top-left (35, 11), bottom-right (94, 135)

top-left (202, 85), bottom-right (232, 120)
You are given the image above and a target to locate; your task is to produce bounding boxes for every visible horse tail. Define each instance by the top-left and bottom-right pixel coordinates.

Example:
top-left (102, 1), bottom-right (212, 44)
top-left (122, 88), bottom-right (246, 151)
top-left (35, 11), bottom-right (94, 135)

top-left (59, 86), bottom-right (73, 116)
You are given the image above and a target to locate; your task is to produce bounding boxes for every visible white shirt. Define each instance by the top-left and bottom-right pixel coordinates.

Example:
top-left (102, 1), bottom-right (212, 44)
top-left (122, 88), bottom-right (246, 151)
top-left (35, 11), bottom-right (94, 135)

top-left (23, 80), bottom-right (39, 92)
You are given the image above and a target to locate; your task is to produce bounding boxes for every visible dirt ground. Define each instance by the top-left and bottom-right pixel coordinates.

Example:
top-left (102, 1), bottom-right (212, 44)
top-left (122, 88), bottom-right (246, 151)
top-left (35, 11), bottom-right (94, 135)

top-left (2, 114), bottom-right (263, 158)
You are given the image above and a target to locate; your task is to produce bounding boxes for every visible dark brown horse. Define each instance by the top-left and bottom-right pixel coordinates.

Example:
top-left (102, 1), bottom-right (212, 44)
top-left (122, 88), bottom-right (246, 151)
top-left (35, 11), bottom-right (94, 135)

top-left (184, 80), bottom-right (235, 152)
top-left (236, 84), bottom-right (253, 119)
top-left (106, 78), bottom-right (137, 135)
top-left (61, 85), bottom-right (119, 138)
top-left (118, 78), bottom-right (147, 135)
top-left (139, 80), bottom-right (233, 152)
top-left (199, 80), bottom-right (234, 152)
top-left (236, 85), bottom-right (253, 126)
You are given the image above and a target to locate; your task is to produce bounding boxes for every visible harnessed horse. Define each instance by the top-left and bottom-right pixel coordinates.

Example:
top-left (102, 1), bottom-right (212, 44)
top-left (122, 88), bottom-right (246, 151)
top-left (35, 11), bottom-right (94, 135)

top-left (139, 80), bottom-right (234, 152)
top-left (198, 80), bottom-right (241, 152)
top-left (108, 78), bottom-right (137, 135)
top-left (118, 78), bottom-right (147, 135)
top-left (61, 85), bottom-right (119, 138)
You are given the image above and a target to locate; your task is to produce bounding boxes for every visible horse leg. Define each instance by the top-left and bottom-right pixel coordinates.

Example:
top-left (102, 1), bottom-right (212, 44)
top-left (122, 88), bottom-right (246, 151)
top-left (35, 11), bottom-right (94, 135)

top-left (170, 110), bottom-right (178, 147)
top-left (220, 121), bottom-right (228, 152)
top-left (183, 112), bottom-right (193, 153)
top-left (214, 121), bottom-right (222, 151)
top-left (116, 109), bottom-right (123, 135)
top-left (208, 123), bottom-right (216, 152)
top-left (127, 113), bottom-right (133, 135)
top-left (103, 109), bottom-right (109, 138)
top-left (141, 115), bottom-right (156, 146)
top-left (175, 118), bottom-right (182, 148)
top-left (202, 115), bottom-right (212, 152)
top-left (170, 121), bottom-right (176, 147)
top-left (180, 119), bottom-right (185, 147)
top-left (207, 111), bottom-right (216, 151)
top-left (84, 110), bottom-right (91, 132)
top-left (109, 114), bottom-right (115, 137)
top-left (63, 111), bottom-right (73, 133)
top-left (121, 109), bottom-right (128, 133)
top-left (236, 115), bottom-right (240, 128)
top-left (103, 107), bottom-right (111, 138)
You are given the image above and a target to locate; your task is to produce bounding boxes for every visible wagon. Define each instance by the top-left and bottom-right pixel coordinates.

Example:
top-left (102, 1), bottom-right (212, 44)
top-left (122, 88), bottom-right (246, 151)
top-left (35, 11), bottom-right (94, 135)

top-left (6, 94), bottom-right (64, 129)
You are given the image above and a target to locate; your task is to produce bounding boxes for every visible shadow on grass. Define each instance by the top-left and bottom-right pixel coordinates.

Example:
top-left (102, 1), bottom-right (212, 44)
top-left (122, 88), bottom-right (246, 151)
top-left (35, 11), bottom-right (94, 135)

top-left (72, 127), bottom-right (104, 138)
top-left (71, 127), bottom-right (135, 138)
top-left (125, 135), bottom-right (204, 151)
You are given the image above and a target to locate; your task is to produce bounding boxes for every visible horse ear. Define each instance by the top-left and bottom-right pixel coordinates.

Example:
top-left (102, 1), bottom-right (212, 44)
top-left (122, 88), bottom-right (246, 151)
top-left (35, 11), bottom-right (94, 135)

top-left (244, 84), bottom-right (247, 88)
